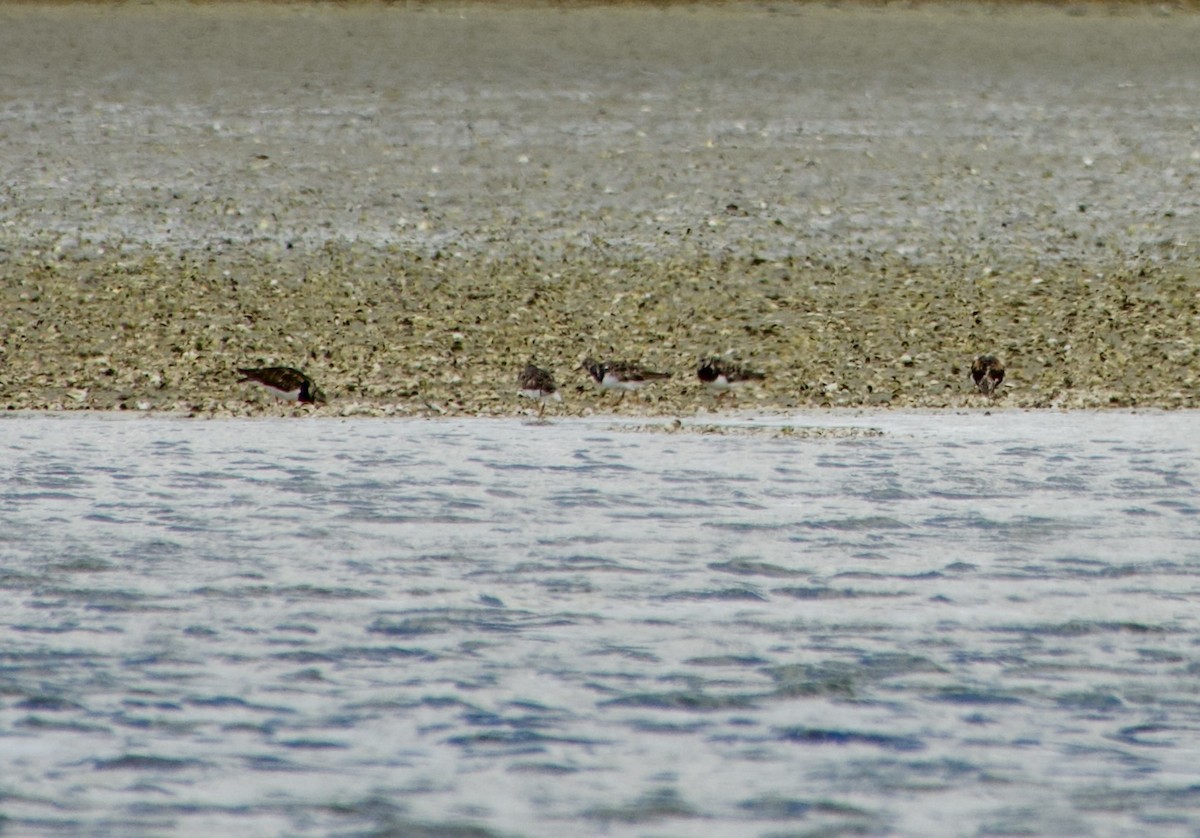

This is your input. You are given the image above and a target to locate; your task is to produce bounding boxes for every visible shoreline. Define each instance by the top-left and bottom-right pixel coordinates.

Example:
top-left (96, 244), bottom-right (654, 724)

top-left (3, 404), bottom-right (1193, 422)
top-left (2, 1), bottom-right (1197, 8)
top-left (2, 248), bottom-right (1196, 417)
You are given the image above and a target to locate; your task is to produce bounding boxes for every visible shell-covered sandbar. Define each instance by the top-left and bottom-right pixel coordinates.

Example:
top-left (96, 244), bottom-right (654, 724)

top-left (1, 2), bottom-right (1197, 416)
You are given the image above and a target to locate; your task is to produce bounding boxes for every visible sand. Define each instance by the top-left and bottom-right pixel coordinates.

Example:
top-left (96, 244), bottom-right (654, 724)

top-left (0, 1), bottom-right (1197, 416)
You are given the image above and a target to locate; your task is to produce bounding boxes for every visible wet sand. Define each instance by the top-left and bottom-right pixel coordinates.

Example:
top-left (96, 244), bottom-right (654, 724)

top-left (0, 2), bottom-right (1197, 415)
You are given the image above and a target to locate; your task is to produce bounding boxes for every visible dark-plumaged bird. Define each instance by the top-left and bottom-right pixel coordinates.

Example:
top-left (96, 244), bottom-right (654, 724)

top-left (237, 366), bottom-right (326, 405)
top-left (697, 357), bottom-right (766, 399)
top-left (582, 359), bottom-right (671, 401)
top-left (970, 355), bottom-right (1005, 396)
top-left (517, 363), bottom-right (562, 417)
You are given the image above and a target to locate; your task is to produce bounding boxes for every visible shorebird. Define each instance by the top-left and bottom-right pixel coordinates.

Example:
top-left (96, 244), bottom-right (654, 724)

top-left (237, 366), bottom-right (326, 405)
top-left (582, 358), bottom-right (671, 401)
top-left (697, 357), bottom-right (766, 400)
top-left (970, 355), bottom-right (1005, 396)
top-left (517, 363), bottom-right (562, 418)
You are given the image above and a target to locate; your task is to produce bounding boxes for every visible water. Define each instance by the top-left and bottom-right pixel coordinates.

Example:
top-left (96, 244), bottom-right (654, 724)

top-left (2, 410), bottom-right (1199, 837)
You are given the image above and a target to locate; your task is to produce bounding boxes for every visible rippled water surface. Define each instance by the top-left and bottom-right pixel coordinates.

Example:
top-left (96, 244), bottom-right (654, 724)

top-left (3, 411), bottom-right (1200, 837)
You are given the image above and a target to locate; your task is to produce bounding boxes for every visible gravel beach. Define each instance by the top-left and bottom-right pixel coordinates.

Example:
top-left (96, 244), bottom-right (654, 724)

top-left (1, 1), bottom-right (1197, 416)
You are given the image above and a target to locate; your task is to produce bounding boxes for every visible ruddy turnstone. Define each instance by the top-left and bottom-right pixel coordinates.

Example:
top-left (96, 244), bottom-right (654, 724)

top-left (970, 355), bottom-right (1005, 396)
top-left (237, 366), bottom-right (326, 405)
top-left (697, 357), bottom-right (765, 399)
top-left (517, 363), bottom-right (562, 417)
top-left (582, 358), bottom-right (671, 400)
